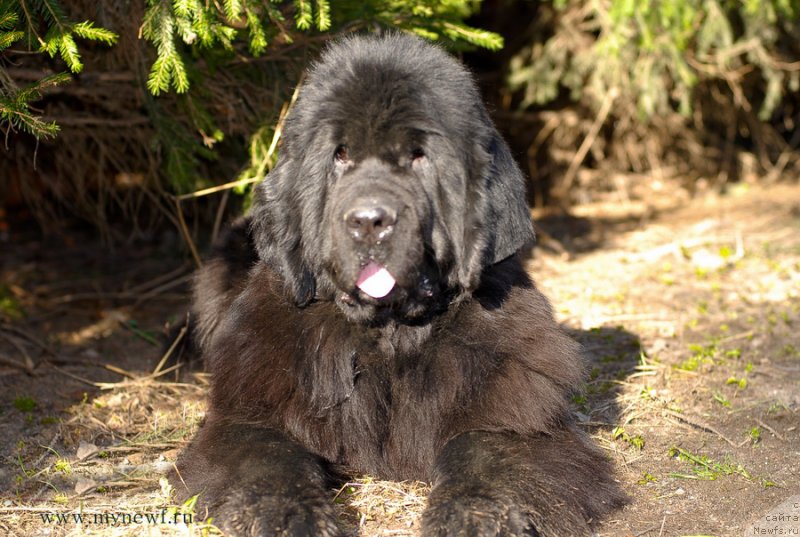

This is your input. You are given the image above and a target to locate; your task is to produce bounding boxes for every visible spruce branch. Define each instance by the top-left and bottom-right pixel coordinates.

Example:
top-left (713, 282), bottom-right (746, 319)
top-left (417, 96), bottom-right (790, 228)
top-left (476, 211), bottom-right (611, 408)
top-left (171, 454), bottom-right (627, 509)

top-left (294, 0), bottom-right (312, 30)
top-left (316, 0), bottom-right (330, 31)
top-left (0, 72), bottom-right (70, 139)
top-left (223, 0), bottom-right (244, 21)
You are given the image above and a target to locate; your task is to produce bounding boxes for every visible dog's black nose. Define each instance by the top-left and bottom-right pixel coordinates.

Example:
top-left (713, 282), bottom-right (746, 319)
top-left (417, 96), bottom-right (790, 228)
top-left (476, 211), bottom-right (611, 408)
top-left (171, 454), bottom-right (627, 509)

top-left (344, 204), bottom-right (397, 242)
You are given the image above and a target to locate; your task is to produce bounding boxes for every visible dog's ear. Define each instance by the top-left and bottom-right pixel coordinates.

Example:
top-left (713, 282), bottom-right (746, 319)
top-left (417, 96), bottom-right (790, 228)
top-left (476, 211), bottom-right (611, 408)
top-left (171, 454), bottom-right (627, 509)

top-left (249, 160), bottom-right (317, 307)
top-left (484, 135), bottom-right (535, 264)
top-left (458, 133), bottom-right (535, 291)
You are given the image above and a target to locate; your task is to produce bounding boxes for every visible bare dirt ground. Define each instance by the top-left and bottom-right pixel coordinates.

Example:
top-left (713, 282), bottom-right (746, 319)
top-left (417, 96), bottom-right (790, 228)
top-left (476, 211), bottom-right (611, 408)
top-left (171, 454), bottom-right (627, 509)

top-left (1, 182), bottom-right (798, 537)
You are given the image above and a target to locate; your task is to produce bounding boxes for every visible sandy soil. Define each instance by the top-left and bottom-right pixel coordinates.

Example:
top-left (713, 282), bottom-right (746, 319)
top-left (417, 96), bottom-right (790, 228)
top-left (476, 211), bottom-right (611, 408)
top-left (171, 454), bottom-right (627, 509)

top-left (0, 182), bottom-right (798, 537)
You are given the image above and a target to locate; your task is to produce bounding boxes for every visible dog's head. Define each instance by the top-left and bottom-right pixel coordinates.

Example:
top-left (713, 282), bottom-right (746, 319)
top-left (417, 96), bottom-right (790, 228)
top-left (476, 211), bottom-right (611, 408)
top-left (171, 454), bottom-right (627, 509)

top-left (251, 33), bottom-right (533, 323)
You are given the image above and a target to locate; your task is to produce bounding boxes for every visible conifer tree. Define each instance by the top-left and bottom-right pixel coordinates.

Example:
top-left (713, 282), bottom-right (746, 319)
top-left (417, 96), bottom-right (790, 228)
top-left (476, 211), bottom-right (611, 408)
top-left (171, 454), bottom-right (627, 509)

top-left (0, 0), bottom-right (116, 139)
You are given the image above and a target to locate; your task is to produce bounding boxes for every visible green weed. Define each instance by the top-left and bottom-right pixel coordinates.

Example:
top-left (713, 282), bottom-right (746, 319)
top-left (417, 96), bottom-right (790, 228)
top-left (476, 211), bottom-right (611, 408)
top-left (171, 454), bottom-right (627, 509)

top-left (637, 472), bottom-right (657, 485)
top-left (54, 459), bottom-right (72, 475)
top-left (726, 376), bottom-right (747, 389)
top-left (613, 427), bottom-right (645, 450)
top-left (13, 396), bottom-right (36, 412)
top-left (712, 391), bottom-right (731, 408)
top-left (668, 446), bottom-right (750, 481)
top-left (0, 285), bottom-right (24, 319)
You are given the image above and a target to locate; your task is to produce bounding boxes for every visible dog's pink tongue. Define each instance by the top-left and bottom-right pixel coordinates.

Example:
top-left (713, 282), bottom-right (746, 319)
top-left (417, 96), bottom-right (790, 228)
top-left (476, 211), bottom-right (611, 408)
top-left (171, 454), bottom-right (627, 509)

top-left (356, 261), bottom-right (396, 299)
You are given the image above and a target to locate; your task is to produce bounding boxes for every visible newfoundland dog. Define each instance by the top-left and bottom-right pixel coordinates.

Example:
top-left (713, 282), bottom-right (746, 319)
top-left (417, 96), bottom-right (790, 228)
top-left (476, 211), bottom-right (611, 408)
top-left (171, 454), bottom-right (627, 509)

top-left (172, 33), bottom-right (625, 536)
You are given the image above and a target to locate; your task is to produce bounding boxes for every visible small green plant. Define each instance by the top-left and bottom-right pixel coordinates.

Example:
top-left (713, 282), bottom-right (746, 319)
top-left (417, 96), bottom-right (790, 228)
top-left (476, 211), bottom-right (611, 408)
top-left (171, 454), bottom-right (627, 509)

top-left (712, 391), bottom-right (731, 408)
top-left (0, 285), bottom-right (24, 319)
top-left (767, 402), bottom-right (789, 414)
top-left (725, 349), bottom-right (742, 359)
top-left (749, 426), bottom-right (761, 445)
top-left (16, 452), bottom-right (34, 478)
top-left (640, 386), bottom-right (657, 400)
top-left (637, 472), bottom-right (657, 485)
top-left (53, 458), bottom-right (72, 475)
top-left (726, 376), bottom-right (747, 390)
top-left (570, 393), bottom-right (587, 406)
top-left (659, 273), bottom-right (675, 286)
top-left (13, 396), bottom-right (36, 412)
top-left (668, 446), bottom-right (751, 481)
top-left (677, 340), bottom-right (719, 371)
top-left (612, 427), bottom-right (645, 450)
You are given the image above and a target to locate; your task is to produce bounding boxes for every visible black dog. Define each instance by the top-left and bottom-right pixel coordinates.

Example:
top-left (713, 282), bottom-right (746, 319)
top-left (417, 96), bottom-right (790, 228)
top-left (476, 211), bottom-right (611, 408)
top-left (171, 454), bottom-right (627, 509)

top-left (172, 33), bottom-right (625, 536)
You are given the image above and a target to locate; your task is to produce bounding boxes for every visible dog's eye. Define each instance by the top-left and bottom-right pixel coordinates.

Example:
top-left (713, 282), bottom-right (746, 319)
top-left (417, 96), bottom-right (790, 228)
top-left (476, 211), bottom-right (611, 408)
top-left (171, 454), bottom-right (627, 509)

top-left (410, 148), bottom-right (425, 161)
top-left (334, 145), bottom-right (349, 163)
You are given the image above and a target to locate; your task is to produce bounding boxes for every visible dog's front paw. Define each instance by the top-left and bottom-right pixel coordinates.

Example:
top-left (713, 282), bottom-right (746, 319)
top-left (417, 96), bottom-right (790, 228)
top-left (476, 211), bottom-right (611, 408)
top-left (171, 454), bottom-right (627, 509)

top-left (421, 495), bottom-right (536, 537)
top-left (210, 487), bottom-right (340, 537)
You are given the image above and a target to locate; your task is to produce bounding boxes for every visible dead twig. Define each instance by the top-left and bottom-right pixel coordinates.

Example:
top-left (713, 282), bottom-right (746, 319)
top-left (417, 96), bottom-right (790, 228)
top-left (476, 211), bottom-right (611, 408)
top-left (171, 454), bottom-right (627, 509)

top-left (0, 354), bottom-right (31, 373)
top-left (211, 188), bottom-right (230, 245)
top-left (50, 275), bottom-right (191, 306)
top-left (663, 409), bottom-right (737, 447)
top-left (0, 323), bottom-right (56, 356)
top-left (152, 319), bottom-right (188, 375)
top-left (32, 431), bottom-right (63, 470)
top-left (132, 273), bottom-right (193, 308)
top-left (173, 197), bottom-right (203, 269)
top-left (174, 176), bottom-right (262, 202)
top-left (632, 524), bottom-right (661, 536)
top-left (126, 263), bottom-right (191, 295)
top-left (756, 418), bottom-right (785, 441)
top-left (0, 331), bottom-right (36, 373)
top-left (46, 363), bottom-right (100, 388)
top-left (104, 364), bottom-right (137, 379)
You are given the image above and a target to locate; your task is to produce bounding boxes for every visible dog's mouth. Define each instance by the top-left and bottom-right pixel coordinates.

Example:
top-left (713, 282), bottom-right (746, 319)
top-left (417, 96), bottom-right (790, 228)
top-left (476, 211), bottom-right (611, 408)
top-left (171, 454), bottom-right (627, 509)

top-left (333, 256), bottom-right (438, 317)
top-left (355, 261), bottom-right (396, 299)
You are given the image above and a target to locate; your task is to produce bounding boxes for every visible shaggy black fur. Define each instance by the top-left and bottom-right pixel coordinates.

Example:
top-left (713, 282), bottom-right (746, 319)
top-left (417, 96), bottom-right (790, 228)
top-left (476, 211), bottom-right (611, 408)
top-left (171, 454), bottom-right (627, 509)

top-left (171, 33), bottom-right (626, 536)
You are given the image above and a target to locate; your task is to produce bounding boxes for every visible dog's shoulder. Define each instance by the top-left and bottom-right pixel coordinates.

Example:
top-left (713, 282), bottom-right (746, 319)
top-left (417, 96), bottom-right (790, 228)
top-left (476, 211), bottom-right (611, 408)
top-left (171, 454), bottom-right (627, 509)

top-left (191, 216), bottom-right (261, 350)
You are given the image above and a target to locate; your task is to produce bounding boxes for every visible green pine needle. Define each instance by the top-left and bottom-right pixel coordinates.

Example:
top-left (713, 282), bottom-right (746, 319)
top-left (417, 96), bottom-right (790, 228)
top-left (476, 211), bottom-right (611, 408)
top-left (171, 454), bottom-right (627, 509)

top-left (223, 0), bottom-right (244, 21)
top-left (245, 7), bottom-right (267, 55)
top-left (0, 71), bottom-right (70, 139)
top-left (0, 8), bottom-right (19, 29)
top-left (58, 34), bottom-right (83, 72)
top-left (170, 54), bottom-right (190, 93)
top-left (36, 0), bottom-right (67, 32)
top-left (0, 29), bottom-right (23, 50)
top-left (72, 21), bottom-right (118, 45)
top-left (147, 55), bottom-right (173, 95)
top-left (316, 0), bottom-right (330, 31)
top-left (441, 22), bottom-right (503, 50)
top-left (173, 0), bottom-right (196, 19)
top-left (294, 0), bottom-right (312, 30)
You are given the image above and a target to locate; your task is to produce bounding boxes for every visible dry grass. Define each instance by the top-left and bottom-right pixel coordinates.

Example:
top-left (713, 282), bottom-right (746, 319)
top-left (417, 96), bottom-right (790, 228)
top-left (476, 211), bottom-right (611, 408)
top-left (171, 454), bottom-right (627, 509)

top-left (335, 478), bottom-right (429, 536)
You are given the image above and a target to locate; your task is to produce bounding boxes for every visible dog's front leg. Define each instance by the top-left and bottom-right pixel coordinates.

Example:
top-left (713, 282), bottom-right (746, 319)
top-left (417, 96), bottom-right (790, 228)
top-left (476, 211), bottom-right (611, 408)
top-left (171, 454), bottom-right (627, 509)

top-left (170, 418), bottom-right (341, 537)
top-left (422, 429), bottom-right (625, 537)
